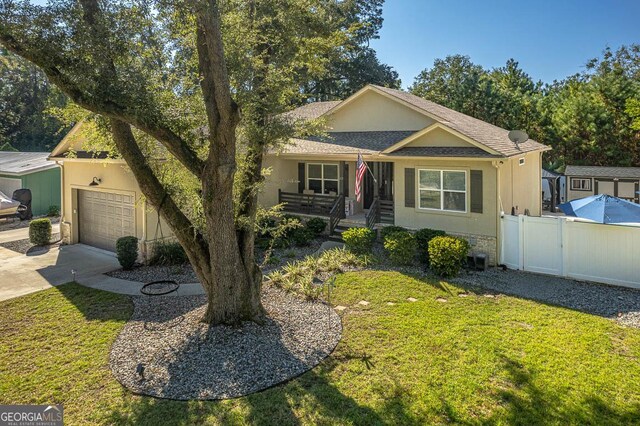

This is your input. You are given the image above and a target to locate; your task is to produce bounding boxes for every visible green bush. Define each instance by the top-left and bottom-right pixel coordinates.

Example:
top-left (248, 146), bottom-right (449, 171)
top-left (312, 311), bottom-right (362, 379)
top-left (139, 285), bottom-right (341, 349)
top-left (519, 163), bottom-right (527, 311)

top-left (415, 228), bottom-right (447, 264)
top-left (46, 205), bottom-right (60, 217)
top-left (306, 217), bottom-right (327, 236)
top-left (342, 227), bottom-right (376, 254)
top-left (150, 241), bottom-right (188, 266)
top-left (379, 225), bottom-right (407, 241)
top-left (291, 226), bottom-right (315, 247)
top-left (116, 236), bottom-right (138, 270)
top-left (428, 236), bottom-right (470, 277)
top-left (29, 218), bottom-right (51, 246)
top-left (383, 231), bottom-right (417, 265)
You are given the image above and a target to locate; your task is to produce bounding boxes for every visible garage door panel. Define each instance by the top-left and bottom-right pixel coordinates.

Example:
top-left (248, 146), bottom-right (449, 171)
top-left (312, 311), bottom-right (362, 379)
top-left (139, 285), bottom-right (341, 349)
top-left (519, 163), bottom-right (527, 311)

top-left (79, 190), bottom-right (135, 251)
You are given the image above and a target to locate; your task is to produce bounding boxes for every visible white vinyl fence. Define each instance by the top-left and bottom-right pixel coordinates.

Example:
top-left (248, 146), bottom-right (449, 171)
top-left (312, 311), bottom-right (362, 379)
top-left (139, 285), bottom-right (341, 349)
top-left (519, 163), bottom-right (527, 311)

top-left (501, 215), bottom-right (640, 288)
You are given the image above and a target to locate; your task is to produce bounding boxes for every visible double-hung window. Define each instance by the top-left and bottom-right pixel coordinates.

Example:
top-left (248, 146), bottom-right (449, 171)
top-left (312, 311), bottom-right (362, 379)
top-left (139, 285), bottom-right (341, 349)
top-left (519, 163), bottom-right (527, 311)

top-left (418, 169), bottom-right (467, 212)
top-left (307, 163), bottom-right (339, 194)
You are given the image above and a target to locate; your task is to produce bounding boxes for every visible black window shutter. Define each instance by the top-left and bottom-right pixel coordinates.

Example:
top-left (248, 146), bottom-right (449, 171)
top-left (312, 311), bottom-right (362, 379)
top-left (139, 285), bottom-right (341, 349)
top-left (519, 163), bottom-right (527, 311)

top-left (342, 162), bottom-right (349, 197)
top-left (404, 168), bottom-right (415, 208)
top-left (470, 170), bottom-right (483, 213)
top-left (298, 163), bottom-right (305, 193)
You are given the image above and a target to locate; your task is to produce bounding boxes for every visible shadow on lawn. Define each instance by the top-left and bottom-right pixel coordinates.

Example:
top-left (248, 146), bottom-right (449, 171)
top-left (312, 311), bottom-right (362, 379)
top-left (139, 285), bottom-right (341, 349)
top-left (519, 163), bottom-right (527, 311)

top-left (53, 282), bottom-right (133, 322)
top-left (104, 365), bottom-right (401, 426)
top-left (439, 353), bottom-right (640, 426)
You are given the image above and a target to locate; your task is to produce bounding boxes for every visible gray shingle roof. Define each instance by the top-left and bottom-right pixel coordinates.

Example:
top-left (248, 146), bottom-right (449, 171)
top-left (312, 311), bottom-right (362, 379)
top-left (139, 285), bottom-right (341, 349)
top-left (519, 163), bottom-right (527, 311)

top-left (387, 146), bottom-right (500, 158)
top-left (370, 85), bottom-right (549, 157)
top-left (0, 152), bottom-right (58, 175)
top-left (280, 131), bottom-right (413, 155)
top-left (564, 165), bottom-right (640, 178)
top-left (282, 101), bottom-right (341, 121)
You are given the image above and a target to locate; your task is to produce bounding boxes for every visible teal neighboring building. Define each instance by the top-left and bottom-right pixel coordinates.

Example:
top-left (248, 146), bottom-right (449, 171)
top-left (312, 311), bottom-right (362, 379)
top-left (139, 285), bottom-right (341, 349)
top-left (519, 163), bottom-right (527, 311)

top-left (0, 152), bottom-right (61, 216)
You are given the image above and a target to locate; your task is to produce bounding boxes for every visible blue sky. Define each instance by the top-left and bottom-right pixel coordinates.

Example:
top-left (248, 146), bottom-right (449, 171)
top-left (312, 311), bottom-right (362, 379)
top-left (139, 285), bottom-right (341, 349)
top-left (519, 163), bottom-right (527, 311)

top-left (371, 0), bottom-right (640, 88)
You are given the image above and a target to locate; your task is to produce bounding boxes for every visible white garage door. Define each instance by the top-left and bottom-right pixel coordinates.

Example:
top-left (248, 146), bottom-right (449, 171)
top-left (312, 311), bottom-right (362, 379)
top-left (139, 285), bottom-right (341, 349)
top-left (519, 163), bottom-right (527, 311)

top-left (78, 190), bottom-right (135, 251)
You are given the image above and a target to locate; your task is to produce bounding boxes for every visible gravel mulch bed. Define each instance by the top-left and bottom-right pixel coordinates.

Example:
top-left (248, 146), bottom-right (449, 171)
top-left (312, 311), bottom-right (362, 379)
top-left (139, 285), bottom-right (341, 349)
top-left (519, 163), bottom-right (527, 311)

top-left (0, 216), bottom-right (60, 231)
top-left (452, 268), bottom-right (640, 328)
top-left (107, 264), bottom-right (198, 284)
top-left (0, 233), bottom-right (61, 254)
top-left (110, 284), bottom-right (342, 400)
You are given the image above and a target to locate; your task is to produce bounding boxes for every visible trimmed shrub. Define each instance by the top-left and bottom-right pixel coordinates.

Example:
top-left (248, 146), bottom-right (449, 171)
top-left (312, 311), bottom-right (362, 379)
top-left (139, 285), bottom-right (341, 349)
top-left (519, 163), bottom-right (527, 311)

top-left (379, 225), bottom-right (407, 241)
top-left (291, 227), bottom-right (315, 247)
top-left (150, 241), bottom-right (188, 266)
top-left (29, 218), bottom-right (51, 246)
top-left (116, 236), bottom-right (138, 270)
top-left (428, 236), bottom-right (470, 277)
top-left (415, 228), bottom-right (447, 264)
top-left (342, 227), bottom-right (376, 254)
top-left (383, 231), bottom-right (417, 265)
top-left (306, 217), bottom-right (327, 236)
top-left (47, 205), bottom-right (60, 217)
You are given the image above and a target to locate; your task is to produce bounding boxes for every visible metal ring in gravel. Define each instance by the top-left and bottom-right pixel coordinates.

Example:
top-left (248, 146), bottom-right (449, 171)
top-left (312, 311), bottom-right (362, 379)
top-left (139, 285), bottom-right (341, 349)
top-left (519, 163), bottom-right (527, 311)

top-left (109, 285), bottom-right (342, 400)
top-left (140, 280), bottom-right (180, 296)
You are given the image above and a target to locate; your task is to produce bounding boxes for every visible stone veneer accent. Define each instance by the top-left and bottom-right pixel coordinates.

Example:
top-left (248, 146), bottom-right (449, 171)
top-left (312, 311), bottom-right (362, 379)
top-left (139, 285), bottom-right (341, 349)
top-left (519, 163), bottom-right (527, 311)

top-left (447, 232), bottom-right (497, 266)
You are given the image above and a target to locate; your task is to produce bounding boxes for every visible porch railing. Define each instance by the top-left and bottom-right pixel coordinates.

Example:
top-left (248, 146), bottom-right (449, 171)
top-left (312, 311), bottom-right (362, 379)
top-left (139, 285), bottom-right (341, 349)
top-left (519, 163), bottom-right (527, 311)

top-left (365, 197), bottom-right (379, 229)
top-left (278, 190), bottom-right (339, 216)
top-left (329, 195), bottom-right (345, 235)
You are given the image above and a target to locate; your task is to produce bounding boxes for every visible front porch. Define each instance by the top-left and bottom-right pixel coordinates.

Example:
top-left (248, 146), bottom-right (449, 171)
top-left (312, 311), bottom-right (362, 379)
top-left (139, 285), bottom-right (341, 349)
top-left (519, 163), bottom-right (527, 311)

top-left (277, 189), bottom-right (394, 234)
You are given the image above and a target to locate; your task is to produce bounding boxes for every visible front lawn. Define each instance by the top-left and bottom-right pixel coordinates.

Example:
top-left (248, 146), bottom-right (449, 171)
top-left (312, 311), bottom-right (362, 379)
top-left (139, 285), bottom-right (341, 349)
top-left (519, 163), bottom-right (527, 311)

top-left (1, 272), bottom-right (639, 425)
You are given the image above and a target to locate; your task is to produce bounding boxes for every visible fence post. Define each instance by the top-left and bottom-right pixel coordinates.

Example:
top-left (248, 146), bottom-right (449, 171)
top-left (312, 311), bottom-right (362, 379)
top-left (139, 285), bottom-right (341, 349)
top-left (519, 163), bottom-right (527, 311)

top-left (518, 215), bottom-right (525, 270)
top-left (560, 218), bottom-right (568, 278)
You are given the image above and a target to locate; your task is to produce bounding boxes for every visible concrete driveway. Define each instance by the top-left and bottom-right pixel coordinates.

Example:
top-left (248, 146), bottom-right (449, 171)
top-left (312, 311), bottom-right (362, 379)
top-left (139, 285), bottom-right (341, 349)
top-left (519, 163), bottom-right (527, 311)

top-left (0, 244), bottom-right (119, 301)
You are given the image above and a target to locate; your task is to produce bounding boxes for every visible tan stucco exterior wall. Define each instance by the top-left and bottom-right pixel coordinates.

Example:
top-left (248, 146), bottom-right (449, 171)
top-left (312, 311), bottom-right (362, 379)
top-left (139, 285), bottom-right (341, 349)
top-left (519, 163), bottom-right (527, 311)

top-left (59, 160), bottom-right (172, 257)
top-left (498, 151), bottom-right (542, 216)
top-left (327, 90), bottom-right (435, 132)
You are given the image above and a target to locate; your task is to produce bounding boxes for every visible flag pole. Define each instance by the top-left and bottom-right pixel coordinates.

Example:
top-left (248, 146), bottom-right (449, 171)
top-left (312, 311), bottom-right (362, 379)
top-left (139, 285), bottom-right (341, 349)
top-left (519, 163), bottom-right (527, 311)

top-left (360, 152), bottom-right (378, 184)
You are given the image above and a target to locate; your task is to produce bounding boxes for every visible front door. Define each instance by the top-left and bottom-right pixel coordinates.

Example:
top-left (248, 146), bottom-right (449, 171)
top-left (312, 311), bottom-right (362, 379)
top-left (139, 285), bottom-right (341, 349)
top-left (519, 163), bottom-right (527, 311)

top-left (363, 162), bottom-right (394, 209)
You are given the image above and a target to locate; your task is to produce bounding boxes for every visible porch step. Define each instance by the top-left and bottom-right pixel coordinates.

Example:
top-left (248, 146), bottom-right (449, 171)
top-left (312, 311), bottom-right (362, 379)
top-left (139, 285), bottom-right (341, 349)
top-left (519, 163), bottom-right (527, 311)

top-left (329, 223), bottom-right (367, 242)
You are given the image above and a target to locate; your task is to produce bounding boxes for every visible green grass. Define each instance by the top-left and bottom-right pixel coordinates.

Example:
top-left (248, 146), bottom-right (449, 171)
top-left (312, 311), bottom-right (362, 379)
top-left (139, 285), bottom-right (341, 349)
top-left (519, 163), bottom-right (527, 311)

top-left (1, 273), bottom-right (640, 425)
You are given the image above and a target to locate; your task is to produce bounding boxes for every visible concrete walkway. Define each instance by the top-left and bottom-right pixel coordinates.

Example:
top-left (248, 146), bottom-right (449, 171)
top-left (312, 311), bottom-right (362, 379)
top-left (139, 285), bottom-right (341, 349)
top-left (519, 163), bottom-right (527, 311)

top-left (0, 223), bottom-right (60, 244)
top-left (0, 242), bottom-right (204, 301)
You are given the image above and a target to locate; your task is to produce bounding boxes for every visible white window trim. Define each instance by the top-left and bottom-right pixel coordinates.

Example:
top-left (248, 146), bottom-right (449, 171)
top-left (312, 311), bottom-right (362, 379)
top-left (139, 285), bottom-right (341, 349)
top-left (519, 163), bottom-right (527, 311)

top-left (417, 169), bottom-right (468, 213)
top-left (306, 163), bottom-right (339, 194)
top-left (570, 178), bottom-right (591, 191)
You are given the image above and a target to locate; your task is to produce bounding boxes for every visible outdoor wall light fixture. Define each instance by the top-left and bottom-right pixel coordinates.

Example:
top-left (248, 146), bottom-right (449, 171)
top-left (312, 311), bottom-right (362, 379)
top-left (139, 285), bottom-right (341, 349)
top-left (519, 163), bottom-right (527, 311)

top-left (89, 177), bottom-right (102, 186)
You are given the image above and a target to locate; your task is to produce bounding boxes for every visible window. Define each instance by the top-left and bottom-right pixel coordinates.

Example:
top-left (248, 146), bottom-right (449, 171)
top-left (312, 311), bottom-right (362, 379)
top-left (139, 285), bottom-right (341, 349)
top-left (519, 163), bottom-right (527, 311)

top-left (519, 158), bottom-right (525, 166)
top-left (570, 178), bottom-right (591, 191)
top-left (418, 169), bottom-right (467, 212)
top-left (307, 163), bottom-right (339, 195)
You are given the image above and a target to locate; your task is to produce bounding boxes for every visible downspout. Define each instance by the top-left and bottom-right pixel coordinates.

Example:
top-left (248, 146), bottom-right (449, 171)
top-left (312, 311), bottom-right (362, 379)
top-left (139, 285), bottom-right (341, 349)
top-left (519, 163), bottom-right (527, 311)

top-left (492, 160), bottom-right (503, 266)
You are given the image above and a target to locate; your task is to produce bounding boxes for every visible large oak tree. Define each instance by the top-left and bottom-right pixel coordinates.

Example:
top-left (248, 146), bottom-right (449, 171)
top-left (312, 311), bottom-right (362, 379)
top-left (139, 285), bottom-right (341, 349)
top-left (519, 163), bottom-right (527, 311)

top-left (0, 0), bottom-right (369, 324)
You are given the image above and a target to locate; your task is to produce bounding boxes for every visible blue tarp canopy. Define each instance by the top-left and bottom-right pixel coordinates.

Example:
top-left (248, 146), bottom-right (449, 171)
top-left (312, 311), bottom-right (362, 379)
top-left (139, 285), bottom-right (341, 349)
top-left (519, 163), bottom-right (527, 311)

top-left (559, 194), bottom-right (640, 224)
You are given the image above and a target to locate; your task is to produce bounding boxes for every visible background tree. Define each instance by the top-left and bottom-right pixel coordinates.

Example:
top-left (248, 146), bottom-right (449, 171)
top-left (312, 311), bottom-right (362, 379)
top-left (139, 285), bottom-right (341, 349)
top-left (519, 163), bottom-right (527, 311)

top-left (410, 47), bottom-right (640, 169)
top-left (0, 50), bottom-right (68, 151)
top-left (303, 0), bottom-right (400, 100)
top-left (0, 0), bottom-right (369, 324)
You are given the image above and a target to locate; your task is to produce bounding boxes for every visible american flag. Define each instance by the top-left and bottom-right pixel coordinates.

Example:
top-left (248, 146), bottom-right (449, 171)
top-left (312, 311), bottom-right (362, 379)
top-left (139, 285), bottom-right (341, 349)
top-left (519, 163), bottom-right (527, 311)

top-left (355, 153), bottom-right (367, 202)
